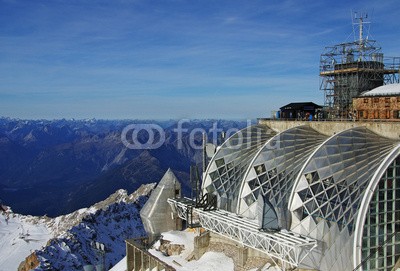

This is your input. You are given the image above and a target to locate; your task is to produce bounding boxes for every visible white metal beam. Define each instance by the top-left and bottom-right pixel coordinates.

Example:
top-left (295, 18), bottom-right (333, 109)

top-left (168, 198), bottom-right (317, 268)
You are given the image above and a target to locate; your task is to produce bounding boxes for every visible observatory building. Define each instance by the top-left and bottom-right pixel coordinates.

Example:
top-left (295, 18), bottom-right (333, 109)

top-left (319, 13), bottom-right (399, 119)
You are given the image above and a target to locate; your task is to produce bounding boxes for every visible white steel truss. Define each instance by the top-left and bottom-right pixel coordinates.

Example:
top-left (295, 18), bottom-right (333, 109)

top-left (168, 198), bottom-right (317, 268)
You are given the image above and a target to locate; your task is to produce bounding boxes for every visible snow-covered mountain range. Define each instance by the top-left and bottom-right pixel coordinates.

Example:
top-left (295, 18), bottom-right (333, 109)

top-left (0, 167), bottom-right (285, 271)
top-left (0, 118), bottom-right (251, 270)
top-left (0, 184), bottom-right (155, 271)
top-left (0, 118), bottom-right (248, 217)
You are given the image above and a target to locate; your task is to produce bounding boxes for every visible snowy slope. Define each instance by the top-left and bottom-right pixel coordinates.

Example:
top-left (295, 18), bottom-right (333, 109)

top-left (31, 184), bottom-right (155, 271)
top-left (0, 212), bottom-right (51, 271)
top-left (0, 184), bottom-right (155, 271)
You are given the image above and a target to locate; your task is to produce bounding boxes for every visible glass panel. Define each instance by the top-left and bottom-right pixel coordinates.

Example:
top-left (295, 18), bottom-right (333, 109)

top-left (206, 125), bottom-right (275, 211)
top-left (254, 164), bottom-right (266, 175)
top-left (215, 158), bottom-right (225, 168)
top-left (362, 154), bottom-right (400, 270)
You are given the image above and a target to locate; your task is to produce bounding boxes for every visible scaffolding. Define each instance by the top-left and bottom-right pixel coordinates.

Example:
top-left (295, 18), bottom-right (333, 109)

top-left (320, 12), bottom-right (400, 119)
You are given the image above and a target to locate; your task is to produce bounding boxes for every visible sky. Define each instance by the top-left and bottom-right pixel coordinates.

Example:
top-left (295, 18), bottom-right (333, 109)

top-left (0, 0), bottom-right (399, 120)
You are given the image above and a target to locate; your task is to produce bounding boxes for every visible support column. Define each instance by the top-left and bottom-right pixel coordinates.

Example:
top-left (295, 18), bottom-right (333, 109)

top-left (134, 247), bottom-right (142, 271)
top-left (126, 244), bottom-right (134, 271)
top-left (193, 232), bottom-right (210, 260)
top-left (238, 245), bottom-right (248, 268)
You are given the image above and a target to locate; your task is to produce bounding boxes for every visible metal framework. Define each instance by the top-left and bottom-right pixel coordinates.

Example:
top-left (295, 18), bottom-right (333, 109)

top-left (167, 198), bottom-right (317, 268)
top-left (319, 13), bottom-right (400, 119)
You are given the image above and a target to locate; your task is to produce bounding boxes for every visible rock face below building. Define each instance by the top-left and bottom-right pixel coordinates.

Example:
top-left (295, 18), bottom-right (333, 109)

top-left (140, 169), bottom-right (182, 240)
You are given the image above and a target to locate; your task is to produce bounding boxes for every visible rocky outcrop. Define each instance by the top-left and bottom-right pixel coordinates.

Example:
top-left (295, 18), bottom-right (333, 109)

top-left (18, 252), bottom-right (40, 271)
top-left (158, 239), bottom-right (185, 256)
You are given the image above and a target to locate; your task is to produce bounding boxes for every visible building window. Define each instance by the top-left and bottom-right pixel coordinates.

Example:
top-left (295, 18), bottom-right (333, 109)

top-left (397, 96), bottom-right (400, 103)
top-left (385, 97), bottom-right (391, 107)
top-left (373, 97), bottom-right (380, 103)
top-left (364, 98), bottom-right (369, 104)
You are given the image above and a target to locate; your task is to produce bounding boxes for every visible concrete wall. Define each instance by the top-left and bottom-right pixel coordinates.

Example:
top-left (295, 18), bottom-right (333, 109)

top-left (193, 231), bottom-right (210, 260)
top-left (258, 119), bottom-right (400, 140)
top-left (126, 238), bottom-right (175, 271)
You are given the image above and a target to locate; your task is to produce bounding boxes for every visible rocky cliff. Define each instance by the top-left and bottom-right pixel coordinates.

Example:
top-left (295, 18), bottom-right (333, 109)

top-left (16, 184), bottom-right (155, 271)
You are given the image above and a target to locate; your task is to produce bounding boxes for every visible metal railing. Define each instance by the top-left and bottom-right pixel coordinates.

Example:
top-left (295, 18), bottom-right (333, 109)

top-left (167, 197), bottom-right (318, 268)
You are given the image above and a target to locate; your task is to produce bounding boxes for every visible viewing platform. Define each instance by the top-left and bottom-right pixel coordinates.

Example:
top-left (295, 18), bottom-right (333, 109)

top-left (167, 197), bottom-right (318, 268)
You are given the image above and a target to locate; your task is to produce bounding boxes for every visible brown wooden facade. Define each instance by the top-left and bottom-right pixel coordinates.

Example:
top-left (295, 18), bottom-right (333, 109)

top-left (353, 95), bottom-right (400, 120)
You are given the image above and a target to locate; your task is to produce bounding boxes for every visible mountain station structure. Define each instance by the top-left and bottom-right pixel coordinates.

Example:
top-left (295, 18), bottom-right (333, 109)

top-left (131, 13), bottom-right (400, 271)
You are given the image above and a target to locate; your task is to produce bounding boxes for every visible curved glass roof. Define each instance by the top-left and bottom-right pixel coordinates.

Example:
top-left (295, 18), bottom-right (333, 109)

top-left (290, 127), bottom-right (397, 236)
top-left (199, 123), bottom-right (400, 271)
top-left (202, 124), bottom-right (275, 212)
top-left (237, 125), bottom-right (327, 229)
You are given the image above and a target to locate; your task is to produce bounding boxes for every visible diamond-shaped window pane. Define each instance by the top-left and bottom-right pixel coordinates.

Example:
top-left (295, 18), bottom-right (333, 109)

top-left (293, 127), bottom-right (397, 231)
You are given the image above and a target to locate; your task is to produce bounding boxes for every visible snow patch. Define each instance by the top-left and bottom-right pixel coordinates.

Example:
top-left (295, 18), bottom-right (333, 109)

top-left (109, 256), bottom-right (127, 271)
top-left (144, 230), bottom-right (282, 271)
top-left (184, 252), bottom-right (234, 271)
top-left (0, 213), bottom-right (51, 271)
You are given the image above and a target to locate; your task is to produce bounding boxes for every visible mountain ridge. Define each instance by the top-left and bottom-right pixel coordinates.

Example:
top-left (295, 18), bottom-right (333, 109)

top-left (2, 184), bottom-right (156, 271)
top-left (0, 118), bottom-right (249, 216)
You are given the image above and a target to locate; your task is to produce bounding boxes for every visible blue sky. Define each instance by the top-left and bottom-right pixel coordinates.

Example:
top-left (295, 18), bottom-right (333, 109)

top-left (1, 0), bottom-right (399, 119)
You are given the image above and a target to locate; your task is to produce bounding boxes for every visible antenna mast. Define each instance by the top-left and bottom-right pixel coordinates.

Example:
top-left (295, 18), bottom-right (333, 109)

top-left (353, 12), bottom-right (370, 58)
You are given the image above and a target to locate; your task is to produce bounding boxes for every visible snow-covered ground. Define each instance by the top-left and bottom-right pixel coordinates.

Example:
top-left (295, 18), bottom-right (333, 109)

top-left (110, 230), bottom-right (281, 271)
top-left (0, 212), bottom-right (51, 271)
top-left (109, 256), bottom-right (127, 271)
top-left (110, 251), bottom-right (235, 271)
top-left (150, 230), bottom-right (195, 261)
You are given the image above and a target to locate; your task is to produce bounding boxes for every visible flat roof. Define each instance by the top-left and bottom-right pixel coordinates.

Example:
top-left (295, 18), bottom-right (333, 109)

top-left (280, 102), bottom-right (322, 110)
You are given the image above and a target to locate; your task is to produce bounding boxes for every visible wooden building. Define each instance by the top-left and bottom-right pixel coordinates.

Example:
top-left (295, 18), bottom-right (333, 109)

top-left (279, 102), bottom-right (323, 120)
top-left (353, 84), bottom-right (400, 120)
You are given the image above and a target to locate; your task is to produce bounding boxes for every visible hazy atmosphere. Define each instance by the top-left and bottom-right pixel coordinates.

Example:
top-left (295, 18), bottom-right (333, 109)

top-left (1, 0), bottom-right (399, 119)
